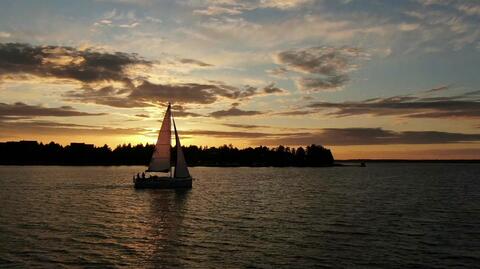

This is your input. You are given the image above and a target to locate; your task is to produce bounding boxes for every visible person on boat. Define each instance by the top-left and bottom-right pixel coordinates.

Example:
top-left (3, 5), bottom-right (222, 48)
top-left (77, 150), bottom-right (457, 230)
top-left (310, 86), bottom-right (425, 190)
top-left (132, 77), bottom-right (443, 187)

top-left (142, 172), bottom-right (145, 179)
top-left (137, 173), bottom-right (140, 180)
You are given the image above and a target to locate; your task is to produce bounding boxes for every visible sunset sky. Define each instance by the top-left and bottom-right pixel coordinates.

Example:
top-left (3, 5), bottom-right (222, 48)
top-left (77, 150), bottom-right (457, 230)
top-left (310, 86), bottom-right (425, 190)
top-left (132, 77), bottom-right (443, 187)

top-left (0, 0), bottom-right (479, 159)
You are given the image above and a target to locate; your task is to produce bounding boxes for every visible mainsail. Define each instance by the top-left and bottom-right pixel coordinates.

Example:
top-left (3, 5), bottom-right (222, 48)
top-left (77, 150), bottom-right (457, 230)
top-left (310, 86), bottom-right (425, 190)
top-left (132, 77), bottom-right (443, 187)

top-left (147, 104), bottom-right (171, 172)
top-left (173, 116), bottom-right (191, 178)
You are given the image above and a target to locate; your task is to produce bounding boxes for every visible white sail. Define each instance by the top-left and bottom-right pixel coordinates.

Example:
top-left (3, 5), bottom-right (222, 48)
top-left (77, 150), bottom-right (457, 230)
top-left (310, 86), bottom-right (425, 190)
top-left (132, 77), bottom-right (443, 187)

top-left (172, 116), bottom-right (190, 178)
top-left (147, 104), bottom-right (171, 172)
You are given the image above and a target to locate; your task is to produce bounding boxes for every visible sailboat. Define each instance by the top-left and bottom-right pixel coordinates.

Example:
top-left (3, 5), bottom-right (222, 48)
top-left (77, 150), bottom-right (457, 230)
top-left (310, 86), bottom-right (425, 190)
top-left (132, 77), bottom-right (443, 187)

top-left (133, 103), bottom-right (192, 189)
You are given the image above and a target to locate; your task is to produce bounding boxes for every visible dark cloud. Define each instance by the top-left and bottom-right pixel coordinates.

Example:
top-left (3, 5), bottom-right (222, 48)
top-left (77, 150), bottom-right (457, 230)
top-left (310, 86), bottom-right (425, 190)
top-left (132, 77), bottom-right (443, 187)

top-left (66, 81), bottom-right (236, 107)
top-left (171, 105), bottom-right (204, 117)
top-left (135, 114), bottom-right (150, 118)
top-left (181, 130), bottom-right (273, 138)
top-left (462, 90), bottom-right (480, 96)
top-left (0, 120), bottom-right (142, 137)
top-left (0, 42), bottom-right (284, 108)
top-left (1, 120), bottom-right (93, 128)
top-left (221, 123), bottom-right (270, 129)
top-left (0, 43), bottom-right (288, 110)
top-left (425, 85), bottom-right (449, 93)
top-left (257, 128), bottom-right (480, 146)
top-left (274, 109), bottom-right (317, 116)
top-left (210, 106), bottom-right (265, 118)
top-left (67, 80), bottom-right (282, 108)
top-left (0, 43), bottom-right (150, 84)
top-left (277, 47), bottom-right (364, 75)
top-left (179, 58), bottom-right (213, 67)
top-left (220, 123), bottom-right (320, 132)
top-left (275, 46), bottom-right (366, 91)
top-left (0, 102), bottom-right (104, 119)
top-left (64, 86), bottom-right (147, 108)
top-left (262, 83), bottom-right (287, 94)
top-left (131, 80), bottom-right (237, 104)
top-left (173, 127), bottom-right (480, 146)
top-left (307, 91), bottom-right (480, 118)
top-left (297, 75), bottom-right (349, 91)
top-left (172, 111), bottom-right (203, 117)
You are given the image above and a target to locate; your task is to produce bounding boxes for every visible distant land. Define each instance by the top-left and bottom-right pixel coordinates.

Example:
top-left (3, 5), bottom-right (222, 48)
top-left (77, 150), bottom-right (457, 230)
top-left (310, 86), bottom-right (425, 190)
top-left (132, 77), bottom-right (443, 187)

top-left (0, 140), bottom-right (335, 167)
top-left (338, 159), bottom-right (480, 163)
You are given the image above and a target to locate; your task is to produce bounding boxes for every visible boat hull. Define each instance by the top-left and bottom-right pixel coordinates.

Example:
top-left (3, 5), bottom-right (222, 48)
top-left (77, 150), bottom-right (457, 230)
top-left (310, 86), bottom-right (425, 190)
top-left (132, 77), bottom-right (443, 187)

top-left (134, 176), bottom-right (192, 189)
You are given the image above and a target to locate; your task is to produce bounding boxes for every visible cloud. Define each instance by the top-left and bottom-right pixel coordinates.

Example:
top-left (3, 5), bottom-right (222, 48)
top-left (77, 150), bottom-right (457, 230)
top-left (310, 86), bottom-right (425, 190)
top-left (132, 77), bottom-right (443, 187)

top-left (210, 106), bottom-right (265, 118)
top-left (398, 23), bottom-right (420, 31)
top-left (455, 3), bottom-right (480, 16)
top-left (65, 82), bottom-right (235, 107)
top-left (0, 102), bottom-right (105, 119)
top-left (276, 47), bottom-right (365, 75)
top-left (2, 43), bottom-right (273, 108)
top-left (93, 9), bottom-right (148, 29)
top-left (172, 110), bottom-right (204, 117)
top-left (181, 129), bottom-right (273, 138)
top-left (297, 75), bottom-right (349, 92)
top-left (274, 46), bottom-right (368, 91)
top-left (171, 104), bottom-right (204, 117)
top-left (262, 83), bottom-right (287, 94)
top-left (405, 2), bottom-right (480, 51)
top-left (0, 120), bottom-right (142, 137)
top-left (220, 122), bottom-right (320, 131)
top-left (190, 1), bottom-right (478, 54)
top-left (267, 66), bottom-right (289, 77)
top-left (274, 109), bottom-right (317, 116)
top-left (176, 127), bottom-right (480, 146)
top-left (130, 80), bottom-right (252, 105)
top-left (220, 123), bottom-right (270, 129)
top-left (192, 0), bottom-right (312, 15)
top-left (193, 8), bottom-right (390, 50)
top-left (0, 32), bottom-right (11, 38)
top-left (0, 43), bottom-right (150, 85)
top-left (179, 58), bottom-right (213, 67)
top-left (93, 0), bottom-right (154, 5)
top-left (64, 85), bottom-right (147, 108)
top-left (67, 79), bottom-right (283, 108)
top-left (260, 0), bottom-right (313, 10)
top-left (306, 89), bottom-right (480, 118)
top-left (257, 128), bottom-right (480, 146)
top-left (119, 22), bottom-right (141, 28)
top-left (194, 6), bottom-right (243, 15)
top-left (424, 85), bottom-right (449, 93)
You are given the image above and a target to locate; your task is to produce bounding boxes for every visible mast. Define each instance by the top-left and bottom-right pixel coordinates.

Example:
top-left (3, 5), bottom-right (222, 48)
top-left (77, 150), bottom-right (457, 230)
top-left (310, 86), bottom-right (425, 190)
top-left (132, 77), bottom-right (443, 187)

top-left (172, 114), bottom-right (191, 178)
top-left (147, 103), bottom-right (171, 173)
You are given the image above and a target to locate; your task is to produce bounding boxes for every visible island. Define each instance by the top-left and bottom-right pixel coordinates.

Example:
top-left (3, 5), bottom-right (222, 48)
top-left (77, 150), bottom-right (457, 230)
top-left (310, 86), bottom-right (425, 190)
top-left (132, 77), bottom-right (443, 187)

top-left (0, 140), bottom-right (335, 167)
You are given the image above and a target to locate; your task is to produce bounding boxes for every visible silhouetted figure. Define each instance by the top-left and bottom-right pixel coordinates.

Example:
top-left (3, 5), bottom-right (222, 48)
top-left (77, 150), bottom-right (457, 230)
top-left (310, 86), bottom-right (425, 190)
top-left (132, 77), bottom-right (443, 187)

top-left (142, 172), bottom-right (145, 179)
top-left (137, 173), bottom-right (140, 179)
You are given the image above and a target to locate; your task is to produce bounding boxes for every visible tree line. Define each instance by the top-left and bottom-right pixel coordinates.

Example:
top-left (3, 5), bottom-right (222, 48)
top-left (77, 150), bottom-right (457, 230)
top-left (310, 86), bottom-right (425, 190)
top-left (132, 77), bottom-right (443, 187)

top-left (0, 141), bottom-right (335, 166)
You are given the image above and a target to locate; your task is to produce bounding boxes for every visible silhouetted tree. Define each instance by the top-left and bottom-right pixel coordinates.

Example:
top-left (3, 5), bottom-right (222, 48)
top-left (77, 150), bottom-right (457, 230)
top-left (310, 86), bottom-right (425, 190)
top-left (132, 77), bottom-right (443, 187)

top-left (0, 141), bottom-right (335, 166)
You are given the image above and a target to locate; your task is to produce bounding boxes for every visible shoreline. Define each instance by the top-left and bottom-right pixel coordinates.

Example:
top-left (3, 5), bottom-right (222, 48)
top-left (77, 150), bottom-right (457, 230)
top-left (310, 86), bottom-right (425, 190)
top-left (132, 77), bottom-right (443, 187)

top-left (0, 160), bottom-right (478, 167)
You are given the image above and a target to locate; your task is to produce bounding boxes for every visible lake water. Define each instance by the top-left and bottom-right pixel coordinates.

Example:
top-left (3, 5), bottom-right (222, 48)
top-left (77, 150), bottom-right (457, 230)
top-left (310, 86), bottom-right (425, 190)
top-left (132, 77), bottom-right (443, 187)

top-left (0, 164), bottom-right (479, 268)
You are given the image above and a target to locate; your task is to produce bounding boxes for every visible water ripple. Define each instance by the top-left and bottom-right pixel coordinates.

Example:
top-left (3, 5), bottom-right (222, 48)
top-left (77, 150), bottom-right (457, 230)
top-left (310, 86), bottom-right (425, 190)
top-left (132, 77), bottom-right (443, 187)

top-left (0, 164), bottom-right (479, 268)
